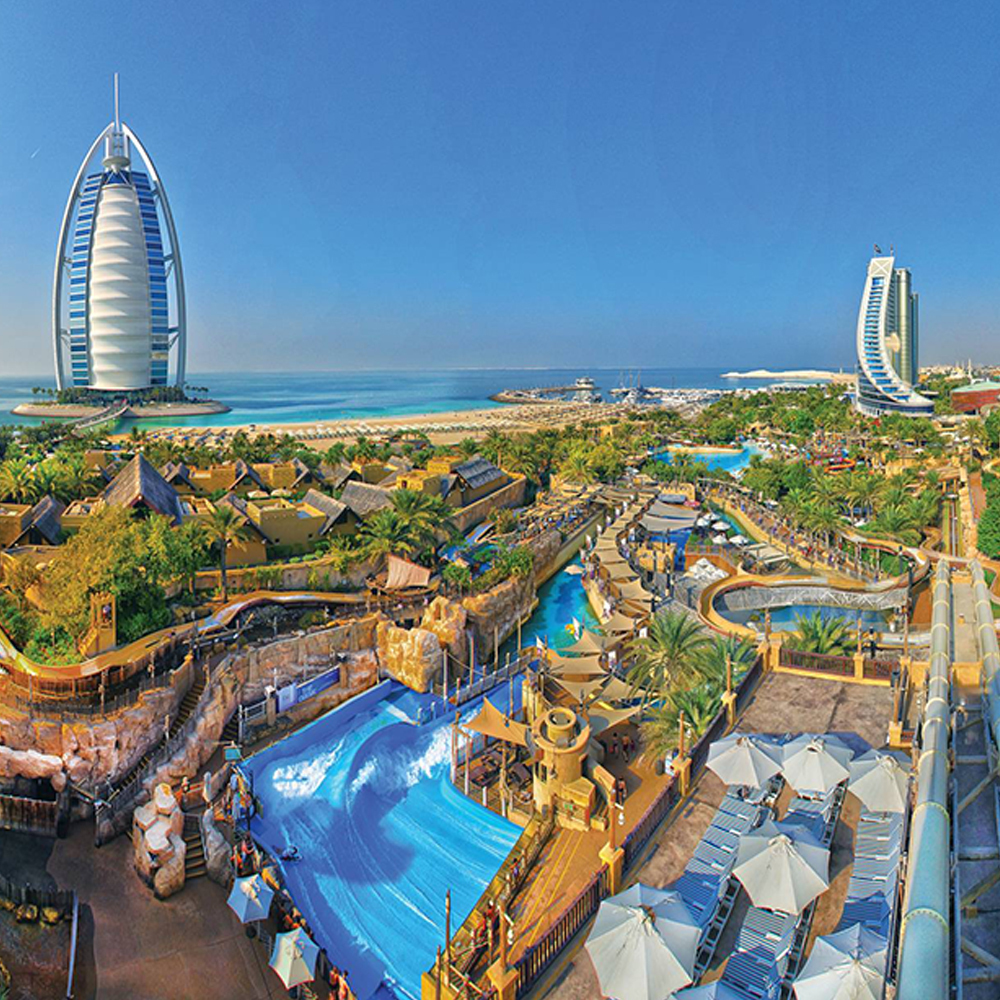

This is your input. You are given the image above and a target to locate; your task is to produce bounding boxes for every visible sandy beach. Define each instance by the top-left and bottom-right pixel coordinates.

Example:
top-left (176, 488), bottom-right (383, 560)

top-left (121, 400), bottom-right (648, 450)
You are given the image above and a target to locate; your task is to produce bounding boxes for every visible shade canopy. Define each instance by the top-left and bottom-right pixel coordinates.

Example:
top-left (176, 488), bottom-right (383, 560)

top-left (606, 564), bottom-right (641, 582)
top-left (562, 629), bottom-right (615, 655)
top-left (385, 554), bottom-right (432, 590)
top-left (793, 923), bottom-right (887, 1000)
top-left (617, 579), bottom-right (651, 602)
top-left (781, 734), bottom-right (854, 796)
top-left (269, 927), bottom-right (319, 989)
top-left (226, 874), bottom-right (274, 924)
top-left (552, 676), bottom-right (607, 705)
top-left (847, 749), bottom-right (910, 814)
top-left (707, 733), bottom-right (782, 789)
top-left (546, 651), bottom-right (608, 678)
top-left (597, 676), bottom-right (638, 703)
top-left (589, 704), bottom-right (641, 736)
top-left (604, 611), bottom-right (642, 632)
top-left (585, 884), bottom-right (700, 1000)
top-left (733, 820), bottom-right (830, 915)
top-left (465, 696), bottom-right (528, 747)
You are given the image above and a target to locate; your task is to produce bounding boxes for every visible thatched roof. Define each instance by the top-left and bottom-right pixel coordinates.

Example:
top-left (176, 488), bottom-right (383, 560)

top-left (216, 493), bottom-right (271, 541)
top-left (301, 489), bottom-right (349, 534)
top-left (318, 462), bottom-right (359, 491)
top-left (13, 495), bottom-right (65, 545)
top-left (341, 481), bottom-right (394, 519)
top-left (103, 454), bottom-right (185, 525)
top-left (454, 456), bottom-right (505, 491)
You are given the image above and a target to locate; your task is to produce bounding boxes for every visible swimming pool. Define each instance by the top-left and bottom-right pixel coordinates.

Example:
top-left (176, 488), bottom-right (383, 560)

top-left (654, 444), bottom-right (764, 473)
top-left (722, 603), bottom-right (887, 632)
top-left (246, 684), bottom-right (520, 1000)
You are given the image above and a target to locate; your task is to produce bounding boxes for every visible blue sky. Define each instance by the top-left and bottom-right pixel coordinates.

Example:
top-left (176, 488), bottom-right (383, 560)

top-left (1, 2), bottom-right (999, 377)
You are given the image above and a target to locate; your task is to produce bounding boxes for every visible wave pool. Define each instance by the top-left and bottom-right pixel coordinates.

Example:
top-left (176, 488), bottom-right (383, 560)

top-left (246, 684), bottom-right (520, 999)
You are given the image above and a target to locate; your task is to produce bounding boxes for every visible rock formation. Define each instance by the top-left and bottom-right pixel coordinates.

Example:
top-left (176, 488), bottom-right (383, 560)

top-left (133, 783), bottom-right (186, 899)
top-left (376, 620), bottom-right (443, 693)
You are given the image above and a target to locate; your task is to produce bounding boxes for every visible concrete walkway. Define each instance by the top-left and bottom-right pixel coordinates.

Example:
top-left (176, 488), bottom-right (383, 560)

top-left (46, 824), bottom-right (290, 1000)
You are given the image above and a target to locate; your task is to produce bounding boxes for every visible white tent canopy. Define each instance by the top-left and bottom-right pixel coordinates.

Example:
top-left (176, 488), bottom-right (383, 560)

top-left (793, 923), bottom-right (887, 1000)
top-left (269, 927), bottom-right (319, 989)
top-left (707, 733), bottom-right (782, 789)
top-left (733, 820), bottom-right (830, 915)
top-left (847, 749), bottom-right (910, 814)
top-left (781, 734), bottom-right (854, 796)
top-left (585, 884), bottom-right (700, 1000)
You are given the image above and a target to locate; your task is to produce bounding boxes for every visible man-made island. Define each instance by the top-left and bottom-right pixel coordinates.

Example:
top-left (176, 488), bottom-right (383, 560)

top-left (721, 367), bottom-right (853, 382)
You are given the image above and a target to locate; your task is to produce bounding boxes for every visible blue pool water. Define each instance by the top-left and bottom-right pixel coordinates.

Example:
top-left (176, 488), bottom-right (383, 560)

top-left (508, 556), bottom-right (600, 653)
top-left (246, 684), bottom-right (520, 999)
top-left (723, 603), bottom-right (887, 631)
top-left (654, 444), bottom-right (764, 474)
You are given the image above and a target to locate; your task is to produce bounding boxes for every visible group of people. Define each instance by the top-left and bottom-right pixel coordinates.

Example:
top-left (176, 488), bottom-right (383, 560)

top-left (607, 731), bottom-right (636, 763)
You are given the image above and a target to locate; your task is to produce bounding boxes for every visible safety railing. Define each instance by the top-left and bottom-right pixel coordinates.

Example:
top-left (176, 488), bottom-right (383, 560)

top-left (778, 647), bottom-right (855, 676)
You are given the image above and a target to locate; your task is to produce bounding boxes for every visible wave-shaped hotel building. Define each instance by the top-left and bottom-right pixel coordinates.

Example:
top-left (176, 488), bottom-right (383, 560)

top-left (52, 77), bottom-right (186, 391)
top-left (853, 252), bottom-right (933, 417)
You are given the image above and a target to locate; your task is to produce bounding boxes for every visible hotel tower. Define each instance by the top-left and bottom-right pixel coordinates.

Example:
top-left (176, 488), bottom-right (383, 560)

top-left (52, 76), bottom-right (186, 391)
top-left (853, 252), bottom-right (932, 417)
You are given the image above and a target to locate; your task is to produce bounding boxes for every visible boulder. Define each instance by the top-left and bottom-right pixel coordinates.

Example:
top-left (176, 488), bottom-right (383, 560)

top-left (153, 833), bottom-right (186, 899)
top-left (421, 597), bottom-right (468, 660)
top-left (0, 747), bottom-right (63, 782)
top-left (201, 810), bottom-right (232, 886)
top-left (376, 621), bottom-right (443, 693)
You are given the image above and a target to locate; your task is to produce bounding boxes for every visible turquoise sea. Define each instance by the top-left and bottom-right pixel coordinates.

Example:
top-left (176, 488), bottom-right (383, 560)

top-left (1, 368), bottom-right (811, 429)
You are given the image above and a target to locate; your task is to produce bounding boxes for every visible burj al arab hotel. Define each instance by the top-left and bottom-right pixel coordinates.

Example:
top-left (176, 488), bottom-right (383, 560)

top-left (52, 77), bottom-right (186, 391)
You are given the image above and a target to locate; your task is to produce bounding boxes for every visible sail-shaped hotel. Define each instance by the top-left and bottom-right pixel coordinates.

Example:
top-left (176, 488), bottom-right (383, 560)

top-left (52, 77), bottom-right (186, 391)
top-left (853, 252), bottom-right (932, 416)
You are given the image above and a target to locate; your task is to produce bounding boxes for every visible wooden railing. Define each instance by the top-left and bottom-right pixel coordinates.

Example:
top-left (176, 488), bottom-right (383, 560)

top-left (514, 866), bottom-right (607, 998)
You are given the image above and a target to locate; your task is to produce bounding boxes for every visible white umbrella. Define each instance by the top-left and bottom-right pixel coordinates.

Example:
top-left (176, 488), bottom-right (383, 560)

top-left (711, 534), bottom-right (729, 545)
top-left (585, 883), bottom-right (700, 1000)
top-left (781, 734), bottom-right (853, 796)
top-left (730, 534), bottom-right (749, 547)
top-left (793, 923), bottom-right (887, 1000)
top-left (733, 820), bottom-right (830, 915)
top-left (712, 521), bottom-right (730, 532)
top-left (847, 749), bottom-right (910, 814)
top-left (269, 927), bottom-right (319, 989)
top-left (674, 982), bottom-right (747, 1000)
top-left (226, 874), bottom-right (274, 924)
top-left (707, 733), bottom-right (782, 788)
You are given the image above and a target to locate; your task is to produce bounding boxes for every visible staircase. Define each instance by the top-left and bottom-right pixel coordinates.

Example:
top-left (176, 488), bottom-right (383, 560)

top-left (105, 670), bottom-right (207, 806)
top-left (183, 813), bottom-right (206, 880)
top-left (221, 710), bottom-right (240, 746)
top-left (169, 671), bottom-right (206, 740)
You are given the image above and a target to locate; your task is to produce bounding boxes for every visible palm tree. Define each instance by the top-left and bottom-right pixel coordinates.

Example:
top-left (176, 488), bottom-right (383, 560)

top-left (359, 508), bottom-right (417, 559)
top-left (695, 634), bottom-right (757, 691)
top-left (206, 506), bottom-right (249, 602)
top-left (640, 685), bottom-right (721, 760)
top-left (480, 429), bottom-right (508, 468)
top-left (627, 610), bottom-right (711, 705)
top-left (786, 611), bottom-right (853, 655)
top-left (390, 489), bottom-right (458, 555)
top-left (0, 458), bottom-right (35, 504)
top-left (559, 449), bottom-right (595, 485)
top-left (173, 518), bottom-right (210, 595)
top-left (54, 458), bottom-right (97, 502)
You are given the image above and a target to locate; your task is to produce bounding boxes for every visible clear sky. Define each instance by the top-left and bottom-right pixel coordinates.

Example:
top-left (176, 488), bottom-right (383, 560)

top-left (1, 2), bottom-right (999, 378)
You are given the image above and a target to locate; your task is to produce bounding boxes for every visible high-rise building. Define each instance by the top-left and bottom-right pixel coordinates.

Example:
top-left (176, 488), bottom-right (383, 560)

top-left (52, 77), bottom-right (186, 391)
top-left (854, 253), bottom-right (932, 416)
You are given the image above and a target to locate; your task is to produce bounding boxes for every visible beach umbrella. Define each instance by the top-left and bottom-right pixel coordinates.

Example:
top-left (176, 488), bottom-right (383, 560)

top-left (673, 982), bottom-right (747, 1000)
top-left (781, 734), bottom-right (854, 796)
top-left (585, 883), bottom-right (700, 1000)
top-left (226, 874), bottom-right (274, 924)
top-left (847, 749), bottom-right (910, 814)
top-left (793, 923), bottom-right (887, 1000)
top-left (711, 534), bottom-right (729, 545)
top-left (712, 521), bottom-right (730, 532)
top-left (733, 820), bottom-right (830, 915)
top-left (269, 927), bottom-right (319, 989)
top-left (707, 733), bottom-right (782, 789)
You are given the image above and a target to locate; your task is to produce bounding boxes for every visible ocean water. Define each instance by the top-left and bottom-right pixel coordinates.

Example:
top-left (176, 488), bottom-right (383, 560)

top-left (247, 683), bottom-right (521, 1000)
top-left (1, 368), bottom-right (806, 429)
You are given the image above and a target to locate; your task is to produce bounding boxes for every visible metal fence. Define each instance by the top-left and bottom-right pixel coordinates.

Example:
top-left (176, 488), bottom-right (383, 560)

top-left (778, 647), bottom-right (855, 676)
top-left (0, 869), bottom-right (73, 915)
